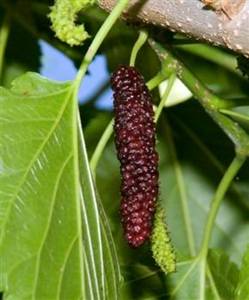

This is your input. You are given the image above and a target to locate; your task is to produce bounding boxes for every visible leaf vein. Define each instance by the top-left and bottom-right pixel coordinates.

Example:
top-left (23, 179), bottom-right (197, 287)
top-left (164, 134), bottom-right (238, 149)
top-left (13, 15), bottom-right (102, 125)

top-left (32, 152), bottom-right (73, 299)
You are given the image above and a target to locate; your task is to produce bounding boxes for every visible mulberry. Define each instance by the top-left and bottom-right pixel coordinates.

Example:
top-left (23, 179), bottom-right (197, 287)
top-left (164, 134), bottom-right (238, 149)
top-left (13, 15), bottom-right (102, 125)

top-left (111, 66), bottom-right (159, 248)
top-left (49, 0), bottom-right (96, 46)
top-left (151, 206), bottom-right (176, 274)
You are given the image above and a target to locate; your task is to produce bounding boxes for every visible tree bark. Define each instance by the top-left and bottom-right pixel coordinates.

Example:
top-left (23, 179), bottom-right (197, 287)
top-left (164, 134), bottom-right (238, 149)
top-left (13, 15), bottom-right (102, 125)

top-left (98, 0), bottom-right (249, 57)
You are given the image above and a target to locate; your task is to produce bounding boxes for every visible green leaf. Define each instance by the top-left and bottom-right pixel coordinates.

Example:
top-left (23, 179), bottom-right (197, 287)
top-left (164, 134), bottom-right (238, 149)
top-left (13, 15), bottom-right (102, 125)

top-left (165, 250), bottom-right (239, 300)
top-left (236, 246), bottom-right (249, 300)
top-left (0, 72), bottom-right (121, 299)
top-left (208, 249), bottom-right (239, 299)
top-left (167, 258), bottom-right (204, 299)
top-left (0, 73), bottom-right (84, 298)
top-left (95, 101), bottom-right (249, 298)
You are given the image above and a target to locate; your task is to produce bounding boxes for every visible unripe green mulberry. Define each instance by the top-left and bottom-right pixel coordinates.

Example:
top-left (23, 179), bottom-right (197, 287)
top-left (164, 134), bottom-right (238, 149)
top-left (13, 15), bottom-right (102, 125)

top-left (151, 205), bottom-right (176, 274)
top-left (49, 0), bottom-right (95, 46)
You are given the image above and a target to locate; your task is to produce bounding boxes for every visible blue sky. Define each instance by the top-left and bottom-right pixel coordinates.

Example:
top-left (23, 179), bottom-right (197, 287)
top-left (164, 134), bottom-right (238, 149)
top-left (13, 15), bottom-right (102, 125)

top-left (39, 40), bottom-right (113, 109)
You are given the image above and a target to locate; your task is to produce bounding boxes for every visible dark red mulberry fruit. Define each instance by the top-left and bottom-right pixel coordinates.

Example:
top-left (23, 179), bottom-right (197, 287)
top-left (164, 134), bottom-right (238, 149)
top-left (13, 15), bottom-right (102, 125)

top-left (111, 65), bottom-right (159, 248)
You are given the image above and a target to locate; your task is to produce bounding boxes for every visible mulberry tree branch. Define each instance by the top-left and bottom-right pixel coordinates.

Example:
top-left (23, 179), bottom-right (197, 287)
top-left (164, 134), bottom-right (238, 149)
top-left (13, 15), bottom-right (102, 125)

top-left (98, 0), bottom-right (249, 57)
top-left (149, 39), bottom-right (249, 156)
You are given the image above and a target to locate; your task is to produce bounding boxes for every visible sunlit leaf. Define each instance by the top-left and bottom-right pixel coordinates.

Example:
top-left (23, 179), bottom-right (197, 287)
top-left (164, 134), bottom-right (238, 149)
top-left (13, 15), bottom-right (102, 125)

top-left (236, 246), bottom-right (249, 300)
top-left (0, 73), bottom-right (84, 299)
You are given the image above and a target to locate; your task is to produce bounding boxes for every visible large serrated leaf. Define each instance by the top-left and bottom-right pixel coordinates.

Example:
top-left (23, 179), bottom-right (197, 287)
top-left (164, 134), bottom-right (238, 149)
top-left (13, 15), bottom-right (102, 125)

top-left (0, 73), bottom-right (84, 299)
top-left (236, 246), bottom-right (249, 300)
top-left (208, 249), bottom-right (239, 300)
top-left (166, 250), bottom-right (239, 300)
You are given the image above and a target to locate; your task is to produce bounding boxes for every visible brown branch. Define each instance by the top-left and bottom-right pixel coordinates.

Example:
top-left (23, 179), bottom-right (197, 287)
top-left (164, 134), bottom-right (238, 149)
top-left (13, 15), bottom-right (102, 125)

top-left (98, 0), bottom-right (249, 57)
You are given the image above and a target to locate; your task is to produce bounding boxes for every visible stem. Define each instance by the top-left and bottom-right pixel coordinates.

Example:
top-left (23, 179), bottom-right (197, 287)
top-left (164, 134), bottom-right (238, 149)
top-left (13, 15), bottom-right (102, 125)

top-left (129, 30), bottom-right (148, 67)
top-left (149, 39), bottom-right (249, 154)
top-left (155, 73), bottom-right (176, 122)
top-left (0, 13), bottom-right (11, 82)
top-left (146, 71), bottom-right (167, 90)
top-left (200, 154), bottom-right (246, 258)
top-left (90, 119), bottom-right (113, 172)
top-left (73, 0), bottom-right (129, 91)
top-left (90, 72), bottom-right (176, 173)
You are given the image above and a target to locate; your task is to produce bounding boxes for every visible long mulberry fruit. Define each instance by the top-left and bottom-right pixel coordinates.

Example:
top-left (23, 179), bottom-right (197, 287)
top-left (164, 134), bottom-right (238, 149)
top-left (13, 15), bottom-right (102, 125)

top-left (111, 66), bottom-right (159, 248)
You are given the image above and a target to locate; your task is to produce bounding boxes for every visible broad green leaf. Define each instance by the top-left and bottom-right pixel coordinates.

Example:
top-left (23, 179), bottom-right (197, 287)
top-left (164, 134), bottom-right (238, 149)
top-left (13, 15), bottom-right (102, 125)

top-left (168, 252), bottom-right (238, 300)
top-left (163, 250), bottom-right (239, 300)
top-left (167, 258), bottom-right (204, 299)
top-left (208, 249), bottom-right (239, 299)
top-left (0, 72), bottom-right (121, 300)
top-left (0, 73), bottom-right (84, 299)
top-left (236, 246), bottom-right (249, 300)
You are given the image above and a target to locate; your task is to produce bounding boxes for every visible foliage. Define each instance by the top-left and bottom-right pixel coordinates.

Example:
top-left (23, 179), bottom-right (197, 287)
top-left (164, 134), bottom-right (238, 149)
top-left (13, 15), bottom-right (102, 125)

top-left (236, 246), bottom-right (249, 300)
top-left (0, 0), bottom-right (249, 299)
